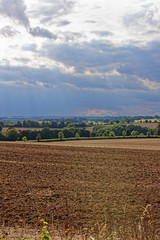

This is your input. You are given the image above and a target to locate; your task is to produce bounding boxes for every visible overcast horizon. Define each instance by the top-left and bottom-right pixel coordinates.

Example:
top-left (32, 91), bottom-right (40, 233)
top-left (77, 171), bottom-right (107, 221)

top-left (0, 0), bottom-right (160, 116)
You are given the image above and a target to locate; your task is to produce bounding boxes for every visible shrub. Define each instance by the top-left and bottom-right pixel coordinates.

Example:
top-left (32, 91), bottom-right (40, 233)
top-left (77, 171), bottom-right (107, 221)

top-left (109, 131), bottom-right (115, 138)
top-left (75, 132), bottom-right (80, 139)
top-left (6, 128), bottom-right (20, 141)
top-left (22, 136), bottom-right (27, 142)
top-left (0, 132), bottom-right (6, 141)
top-left (58, 131), bottom-right (64, 141)
top-left (131, 130), bottom-right (138, 137)
top-left (36, 134), bottom-right (41, 142)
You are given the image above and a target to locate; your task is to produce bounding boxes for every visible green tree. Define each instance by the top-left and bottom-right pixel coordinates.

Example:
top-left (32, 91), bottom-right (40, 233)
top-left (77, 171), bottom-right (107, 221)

top-left (63, 128), bottom-right (75, 138)
top-left (0, 121), bottom-right (4, 131)
top-left (15, 121), bottom-right (22, 127)
top-left (6, 129), bottom-right (20, 141)
top-left (50, 121), bottom-right (58, 128)
top-left (22, 120), bottom-right (27, 127)
top-left (58, 121), bottom-right (65, 128)
top-left (75, 132), bottom-right (80, 139)
top-left (122, 130), bottom-right (126, 137)
top-left (58, 131), bottom-right (64, 141)
top-left (126, 117), bottom-right (132, 123)
top-left (41, 127), bottom-right (51, 139)
top-left (131, 130), bottom-right (138, 137)
top-left (79, 128), bottom-right (90, 137)
top-left (139, 133), bottom-right (145, 137)
top-left (156, 123), bottom-right (160, 135)
top-left (36, 134), bottom-right (41, 142)
top-left (104, 130), bottom-right (109, 137)
top-left (126, 128), bottom-right (130, 136)
top-left (0, 132), bottom-right (6, 141)
top-left (0, 124), bottom-right (3, 132)
top-left (147, 131), bottom-right (151, 137)
top-left (22, 136), bottom-right (27, 142)
top-left (109, 131), bottom-right (115, 138)
top-left (41, 121), bottom-right (47, 128)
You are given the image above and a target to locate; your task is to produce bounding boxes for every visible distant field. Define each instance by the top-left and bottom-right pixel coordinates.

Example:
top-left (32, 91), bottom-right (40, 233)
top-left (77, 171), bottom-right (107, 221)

top-left (2, 127), bottom-right (44, 133)
top-left (2, 126), bottom-right (93, 133)
top-left (0, 139), bottom-right (160, 232)
top-left (41, 138), bottom-right (160, 150)
top-left (134, 118), bottom-right (160, 123)
top-left (133, 122), bottom-right (158, 128)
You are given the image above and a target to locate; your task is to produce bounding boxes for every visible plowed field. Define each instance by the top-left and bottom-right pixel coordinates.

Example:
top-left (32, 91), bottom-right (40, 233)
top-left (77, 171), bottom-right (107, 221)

top-left (0, 141), bottom-right (160, 231)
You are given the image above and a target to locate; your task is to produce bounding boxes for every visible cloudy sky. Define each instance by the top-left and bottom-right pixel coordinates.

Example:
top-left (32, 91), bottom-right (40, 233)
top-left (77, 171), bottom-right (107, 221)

top-left (0, 0), bottom-right (160, 116)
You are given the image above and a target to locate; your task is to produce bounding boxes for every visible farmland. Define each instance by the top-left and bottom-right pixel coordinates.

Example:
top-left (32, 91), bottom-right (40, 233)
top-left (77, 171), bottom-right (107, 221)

top-left (0, 139), bottom-right (160, 234)
top-left (133, 122), bottom-right (158, 128)
top-left (2, 127), bottom-right (44, 133)
top-left (45, 138), bottom-right (160, 150)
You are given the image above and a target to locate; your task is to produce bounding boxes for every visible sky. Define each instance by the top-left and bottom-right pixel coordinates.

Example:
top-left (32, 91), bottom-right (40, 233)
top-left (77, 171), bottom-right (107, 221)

top-left (0, 0), bottom-right (160, 116)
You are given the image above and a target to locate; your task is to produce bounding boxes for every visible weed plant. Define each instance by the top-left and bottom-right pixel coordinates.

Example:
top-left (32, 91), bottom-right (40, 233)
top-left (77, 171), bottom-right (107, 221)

top-left (0, 206), bottom-right (160, 240)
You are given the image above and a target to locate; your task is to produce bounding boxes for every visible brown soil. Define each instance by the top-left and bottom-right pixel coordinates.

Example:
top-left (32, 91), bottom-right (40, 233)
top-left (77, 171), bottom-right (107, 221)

top-left (0, 141), bottom-right (160, 231)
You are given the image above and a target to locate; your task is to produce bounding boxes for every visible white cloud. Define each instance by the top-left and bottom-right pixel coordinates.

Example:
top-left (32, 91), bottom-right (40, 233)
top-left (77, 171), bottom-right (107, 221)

top-left (82, 69), bottom-right (121, 77)
top-left (0, 79), bottom-right (34, 87)
top-left (0, 0), bottom-right (159, 46)
top-left (1, 0), bottom-right (160, 116)
top-left (0, 0), bottom-right (30, 29)
top-left (138, 77), bottom-right (160, 91)
top-left (0, 26), bottom-right (19, 37)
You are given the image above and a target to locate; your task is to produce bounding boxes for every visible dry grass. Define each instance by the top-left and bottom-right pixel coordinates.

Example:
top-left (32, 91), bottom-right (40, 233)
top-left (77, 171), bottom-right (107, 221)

top-left (1, 209), bottom-right (160, 240)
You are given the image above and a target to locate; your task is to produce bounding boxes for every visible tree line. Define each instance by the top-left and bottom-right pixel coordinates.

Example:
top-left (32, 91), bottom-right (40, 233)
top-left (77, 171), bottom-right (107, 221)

top-left (91, 123), bottom-right (157, 137)
top-left (0, 127), bottom-right (90, 141)
top-left (2, 120), bottom-right (87, 129)
top-left (0, 121), bottom-right (160, 142)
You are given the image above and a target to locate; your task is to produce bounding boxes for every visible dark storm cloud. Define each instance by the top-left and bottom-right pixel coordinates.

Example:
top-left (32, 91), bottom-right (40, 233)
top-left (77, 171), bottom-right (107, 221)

top-left (118, 41), bottom-right (160, 81)
top-left (1, 55), bottom-right (160, 116)
top-left (0, 64), bottom-right (146, 92)
top-left (40, 41), bottom-right (114, 72)
top-left (1, 63), bottom-right (160, 116)
top-left (0, 65), bottom-right (68, 88)
top-left (39, 40), bottom-right (160, 85)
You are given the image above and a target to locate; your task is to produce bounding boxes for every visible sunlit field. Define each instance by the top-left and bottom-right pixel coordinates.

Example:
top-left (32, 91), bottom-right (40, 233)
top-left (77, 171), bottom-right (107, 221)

top-left (39, 138), bottom-right (160, 150)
